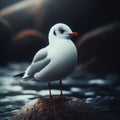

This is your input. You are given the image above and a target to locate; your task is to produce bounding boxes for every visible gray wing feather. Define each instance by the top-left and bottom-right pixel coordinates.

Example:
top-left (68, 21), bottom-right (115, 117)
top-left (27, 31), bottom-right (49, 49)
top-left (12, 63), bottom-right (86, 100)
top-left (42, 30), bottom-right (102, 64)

top-left (23, 46), bottom-right (50, 80)
top-left (27, 58), bottom-right (50, 77)
top-left (32, 47), bottom-right (48, 63)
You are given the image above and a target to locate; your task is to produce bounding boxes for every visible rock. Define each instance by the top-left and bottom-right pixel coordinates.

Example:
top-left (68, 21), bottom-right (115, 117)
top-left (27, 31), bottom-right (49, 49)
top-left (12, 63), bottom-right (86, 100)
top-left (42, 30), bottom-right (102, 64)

top-left (13, 97), bottom-right (108, 120)
top-left (76, 22), bottom-right (120, 74)
top-left (75, 57), bottom-right (107, 74)
top-left (0, 0), bottom-right (45, 32)
top-left (9, 29), bottom-right (48, 61)
top-left (1, 0), bottom-right (120, 34)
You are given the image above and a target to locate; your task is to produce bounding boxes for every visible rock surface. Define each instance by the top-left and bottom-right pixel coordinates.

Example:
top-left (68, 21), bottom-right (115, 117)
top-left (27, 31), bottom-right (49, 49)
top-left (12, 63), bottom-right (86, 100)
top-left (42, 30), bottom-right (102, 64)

top-left (13, 97), bottom-right (108, 120)
top-left (9, 29), bottom-right (47, 61)
top-left (76, 22), bottom-right (120, 74)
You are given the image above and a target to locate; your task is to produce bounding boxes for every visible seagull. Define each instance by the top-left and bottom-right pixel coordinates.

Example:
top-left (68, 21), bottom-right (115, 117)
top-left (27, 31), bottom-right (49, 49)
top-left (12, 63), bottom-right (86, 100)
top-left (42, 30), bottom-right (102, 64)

top-left (14, 23), bottom-right (78, 98)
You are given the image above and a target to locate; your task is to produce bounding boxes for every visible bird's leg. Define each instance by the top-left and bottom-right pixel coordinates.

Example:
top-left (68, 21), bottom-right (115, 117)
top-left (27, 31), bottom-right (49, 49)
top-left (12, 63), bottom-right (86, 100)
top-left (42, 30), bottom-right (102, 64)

top-left (59, 79), bottom-right (63, 97)
top-left (48, 81), bottom-right (52, 99)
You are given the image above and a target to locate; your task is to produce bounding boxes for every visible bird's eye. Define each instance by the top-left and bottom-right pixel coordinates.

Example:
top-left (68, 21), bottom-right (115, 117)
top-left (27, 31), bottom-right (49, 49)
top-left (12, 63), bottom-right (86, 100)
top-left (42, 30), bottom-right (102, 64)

top-left (53, 30), bottom-right (56, 35)
top-left (59, 28), bottom-right (65, 34)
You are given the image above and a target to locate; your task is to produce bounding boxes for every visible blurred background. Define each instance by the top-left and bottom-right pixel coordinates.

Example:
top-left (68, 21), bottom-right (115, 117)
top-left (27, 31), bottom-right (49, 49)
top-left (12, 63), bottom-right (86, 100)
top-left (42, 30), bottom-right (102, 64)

top-left (0, 0), bottom-right (120, 120)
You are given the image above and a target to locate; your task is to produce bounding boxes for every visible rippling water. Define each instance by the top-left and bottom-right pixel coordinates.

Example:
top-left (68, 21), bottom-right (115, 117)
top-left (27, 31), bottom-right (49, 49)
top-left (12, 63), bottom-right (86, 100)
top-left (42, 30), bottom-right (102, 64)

top-left (0, 63), bottom-right (120, 120)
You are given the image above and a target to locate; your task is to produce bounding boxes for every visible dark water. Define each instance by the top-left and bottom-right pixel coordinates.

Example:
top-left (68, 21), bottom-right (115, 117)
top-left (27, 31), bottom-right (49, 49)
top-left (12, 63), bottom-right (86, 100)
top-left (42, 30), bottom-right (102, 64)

top-left (0, 63), bottom-right (120, 120)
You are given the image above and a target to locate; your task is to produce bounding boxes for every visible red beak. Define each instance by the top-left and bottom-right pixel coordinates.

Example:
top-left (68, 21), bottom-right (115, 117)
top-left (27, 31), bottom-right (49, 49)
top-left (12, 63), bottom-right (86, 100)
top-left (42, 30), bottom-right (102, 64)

top-left (70, 32), bottom-right (79, 37)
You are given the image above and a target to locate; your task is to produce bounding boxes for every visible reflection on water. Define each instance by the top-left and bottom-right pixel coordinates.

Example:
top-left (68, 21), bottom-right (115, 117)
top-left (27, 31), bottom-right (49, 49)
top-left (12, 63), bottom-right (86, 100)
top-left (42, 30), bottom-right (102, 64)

top-left (0, 63), bottom-right (120, 120)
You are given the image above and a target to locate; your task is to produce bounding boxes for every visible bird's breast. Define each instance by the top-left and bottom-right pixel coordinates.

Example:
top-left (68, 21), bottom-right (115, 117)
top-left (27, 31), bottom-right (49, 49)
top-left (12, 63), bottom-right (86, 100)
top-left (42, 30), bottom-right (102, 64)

top-left (33, 41), bottom-right (78, 81)
top-left (48, 41), bottom-right (78, 73)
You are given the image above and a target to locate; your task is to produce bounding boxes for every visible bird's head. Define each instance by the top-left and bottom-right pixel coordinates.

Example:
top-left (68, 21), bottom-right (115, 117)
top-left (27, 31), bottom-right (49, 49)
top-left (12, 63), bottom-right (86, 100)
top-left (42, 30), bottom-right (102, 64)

top-left (48, 23), bottom-right (79, 42)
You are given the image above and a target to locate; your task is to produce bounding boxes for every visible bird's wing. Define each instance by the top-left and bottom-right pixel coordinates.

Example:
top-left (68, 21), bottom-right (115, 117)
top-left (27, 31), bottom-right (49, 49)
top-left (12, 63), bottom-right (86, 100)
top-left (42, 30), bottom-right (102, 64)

top-left (32, 47), bottom-right (48, 63)
top-left (26, 58), bottom-right (50, 77)
top-left (23, 47), bottom-right (51, 80)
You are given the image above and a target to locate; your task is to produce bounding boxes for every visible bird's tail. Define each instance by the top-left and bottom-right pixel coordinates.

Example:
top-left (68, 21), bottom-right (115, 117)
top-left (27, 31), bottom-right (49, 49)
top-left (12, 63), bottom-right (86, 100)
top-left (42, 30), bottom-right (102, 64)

top-left (13, 72), bottom-right (33, 81)
top-left (13, 72), bottom-right (25, 77)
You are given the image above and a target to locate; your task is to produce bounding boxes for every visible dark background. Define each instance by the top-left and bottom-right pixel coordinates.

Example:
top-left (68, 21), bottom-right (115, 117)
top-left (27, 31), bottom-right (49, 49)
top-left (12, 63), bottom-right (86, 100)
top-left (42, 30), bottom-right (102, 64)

top-left (0, 0), bottom-right (120, 34)
top-left (0, 1), bottom-right (120, 120)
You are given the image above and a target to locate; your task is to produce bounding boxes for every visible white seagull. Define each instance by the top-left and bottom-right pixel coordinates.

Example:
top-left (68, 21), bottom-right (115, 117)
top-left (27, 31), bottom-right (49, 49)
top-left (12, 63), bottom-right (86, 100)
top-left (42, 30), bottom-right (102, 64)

top-left (14, 23), bottom-right (78, 98)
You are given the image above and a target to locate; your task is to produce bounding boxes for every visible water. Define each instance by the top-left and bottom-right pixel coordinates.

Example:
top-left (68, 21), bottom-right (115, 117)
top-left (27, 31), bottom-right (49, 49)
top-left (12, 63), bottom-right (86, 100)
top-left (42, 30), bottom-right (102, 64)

top-left (0, 62), bottom-right (120, 120)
